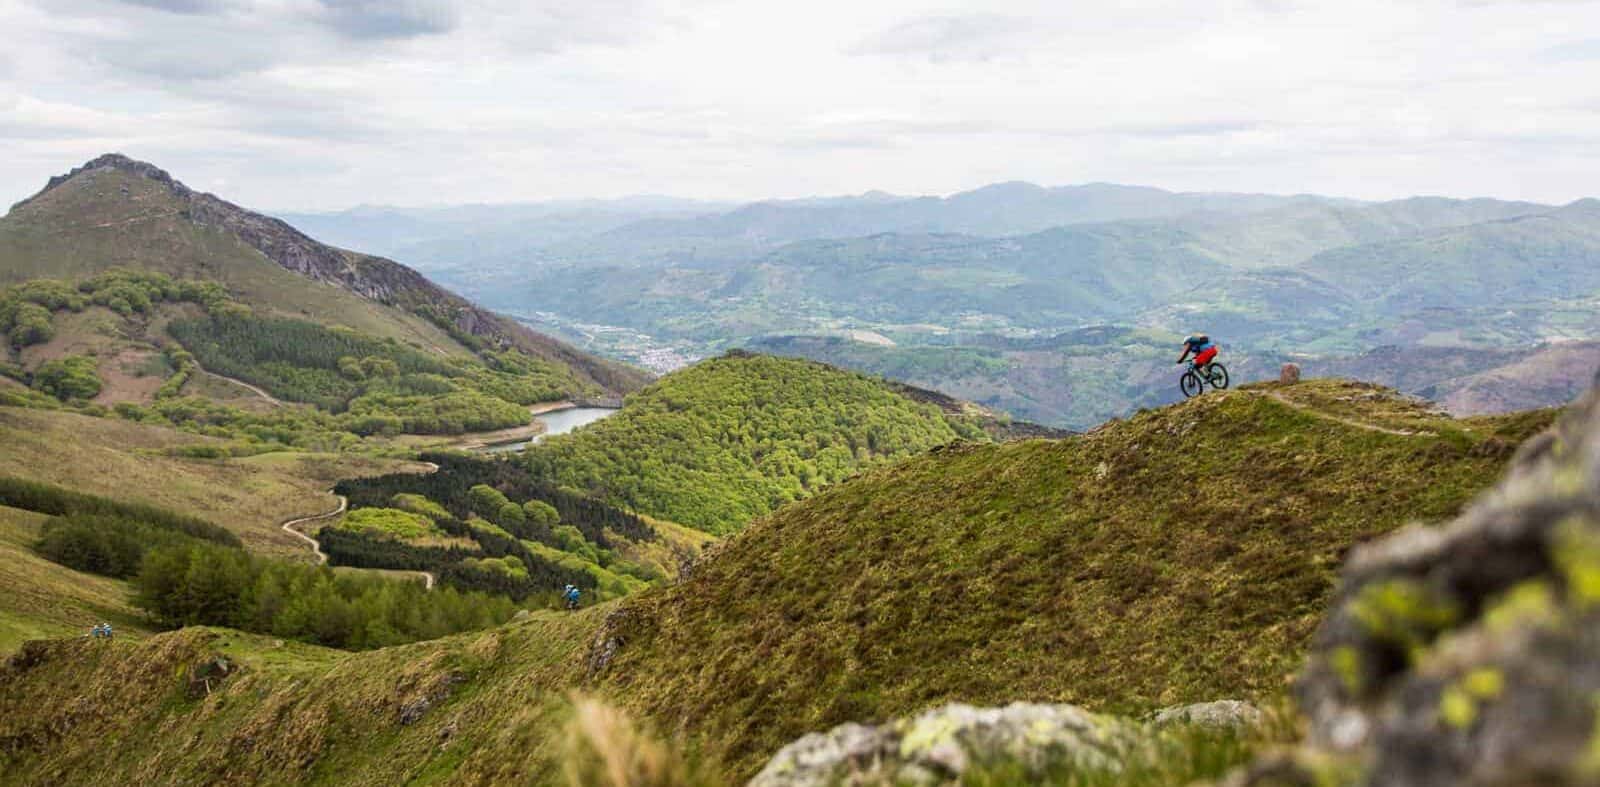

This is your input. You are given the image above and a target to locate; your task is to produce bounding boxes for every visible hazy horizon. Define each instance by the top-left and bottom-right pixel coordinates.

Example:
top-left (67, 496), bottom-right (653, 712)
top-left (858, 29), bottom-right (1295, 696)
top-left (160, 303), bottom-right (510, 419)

top-left (4, 0), bottom-right (1600, 211)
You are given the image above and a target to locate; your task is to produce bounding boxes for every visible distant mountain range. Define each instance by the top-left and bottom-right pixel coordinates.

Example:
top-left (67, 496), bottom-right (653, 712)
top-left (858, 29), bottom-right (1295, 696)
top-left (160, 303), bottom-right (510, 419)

top-left (280, 181), bottom-right (1600, 428)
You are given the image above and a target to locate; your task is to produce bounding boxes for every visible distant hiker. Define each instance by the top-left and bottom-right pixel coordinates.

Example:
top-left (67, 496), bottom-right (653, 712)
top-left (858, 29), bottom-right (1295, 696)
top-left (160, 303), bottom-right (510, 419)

top-left (563, 584), bottom-right (581, 611)
top-left (1177, 333), bottom-right (1219, 372)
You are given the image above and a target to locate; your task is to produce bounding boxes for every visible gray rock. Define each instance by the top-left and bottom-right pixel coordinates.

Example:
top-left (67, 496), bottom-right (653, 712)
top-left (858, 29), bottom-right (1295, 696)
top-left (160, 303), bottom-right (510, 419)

top-left (748, 702), bottom-right (1142, 787)
top-left (1151, 700), bottom-right (1264, 730)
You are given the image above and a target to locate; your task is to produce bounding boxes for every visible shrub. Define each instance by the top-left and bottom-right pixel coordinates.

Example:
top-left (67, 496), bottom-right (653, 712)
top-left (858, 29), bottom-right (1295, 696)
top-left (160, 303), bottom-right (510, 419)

top-left (32, 355), bottom-right (102, 401)
top-left (335, 507), bottom-right (440, 540)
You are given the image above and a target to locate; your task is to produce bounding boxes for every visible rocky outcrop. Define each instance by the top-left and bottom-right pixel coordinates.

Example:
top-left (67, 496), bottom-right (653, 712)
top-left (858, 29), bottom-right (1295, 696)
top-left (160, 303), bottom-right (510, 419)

top-left (750, 702), bottom-right (1148, 787)
top-left (1280, 363), bottom-right (1302, 385)
top-left (1233, 372), bottom-right (1600, 785)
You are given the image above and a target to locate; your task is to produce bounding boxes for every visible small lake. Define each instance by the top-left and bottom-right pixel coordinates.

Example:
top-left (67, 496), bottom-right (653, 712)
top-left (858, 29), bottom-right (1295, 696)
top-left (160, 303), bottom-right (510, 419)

top-left (482, 407), bottom-right (617, 453)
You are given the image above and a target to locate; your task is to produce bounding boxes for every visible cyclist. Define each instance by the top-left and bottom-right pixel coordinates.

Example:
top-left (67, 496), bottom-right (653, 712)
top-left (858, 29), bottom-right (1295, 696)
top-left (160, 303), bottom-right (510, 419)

top-left (1177, 333), bottom-right (1219, 373)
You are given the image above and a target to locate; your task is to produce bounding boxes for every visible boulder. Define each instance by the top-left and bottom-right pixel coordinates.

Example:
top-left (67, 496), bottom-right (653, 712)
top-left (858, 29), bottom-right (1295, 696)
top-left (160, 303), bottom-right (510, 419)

top-left (1150, 700), bottom-right (1264, 730)
top-left (1234, 375), bottom-right (1600, 785)
top-left (1279, 363), bottom-right (1302, 385)
top-left (748, 702), bottom-right (1143, 787)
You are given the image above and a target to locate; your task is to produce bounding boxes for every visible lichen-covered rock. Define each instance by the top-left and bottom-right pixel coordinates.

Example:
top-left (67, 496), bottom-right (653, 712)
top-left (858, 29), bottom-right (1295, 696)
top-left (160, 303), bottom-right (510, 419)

top-left (1151, 700), bottom-right (1264, 730)
top-left (1245, 374), bottom-right (1600, 785)
top-left (748, 702), bottom-right (1143, 786)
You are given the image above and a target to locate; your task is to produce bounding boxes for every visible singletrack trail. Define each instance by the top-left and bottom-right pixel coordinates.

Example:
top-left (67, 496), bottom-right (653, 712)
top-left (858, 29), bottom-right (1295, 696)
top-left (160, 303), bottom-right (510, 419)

top-left (280, 487), bottom-right (438, 590)
top-left (280, 495), bottom-right (344, 564)
top-left (1259, 391), bottom-right (1435, 437)
top-left (194, 365), bottom-right (284, 407)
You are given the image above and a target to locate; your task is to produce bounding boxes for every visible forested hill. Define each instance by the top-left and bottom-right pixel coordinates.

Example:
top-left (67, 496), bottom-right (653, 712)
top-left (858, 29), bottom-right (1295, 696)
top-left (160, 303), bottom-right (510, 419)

top-left (521, 351), bottom-right (987, 534)
top-left (0, 154), bottom-right (646, 396)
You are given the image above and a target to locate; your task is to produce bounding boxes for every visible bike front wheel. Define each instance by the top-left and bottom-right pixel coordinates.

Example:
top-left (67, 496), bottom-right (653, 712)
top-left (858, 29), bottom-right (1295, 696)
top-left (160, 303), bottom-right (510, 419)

top-left (1207, 364), bottom-right (1230, 390)
top-left (1180, 371), bottom-right (1203, 398)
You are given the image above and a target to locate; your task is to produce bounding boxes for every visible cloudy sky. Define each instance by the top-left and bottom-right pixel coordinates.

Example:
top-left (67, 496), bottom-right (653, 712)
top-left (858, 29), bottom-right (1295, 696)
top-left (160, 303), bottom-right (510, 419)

top-left (1, 0), bottom-right (1598, 210)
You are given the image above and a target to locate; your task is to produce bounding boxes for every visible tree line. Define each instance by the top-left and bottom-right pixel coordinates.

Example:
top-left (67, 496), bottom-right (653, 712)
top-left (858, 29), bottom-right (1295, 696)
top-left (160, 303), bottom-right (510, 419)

top-left (133, 541), bottom-right (518, 650)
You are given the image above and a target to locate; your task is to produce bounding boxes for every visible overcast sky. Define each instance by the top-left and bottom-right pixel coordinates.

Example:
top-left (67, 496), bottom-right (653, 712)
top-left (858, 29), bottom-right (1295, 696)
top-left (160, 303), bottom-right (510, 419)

top-left (2, 0), bottom-right (1598, 211)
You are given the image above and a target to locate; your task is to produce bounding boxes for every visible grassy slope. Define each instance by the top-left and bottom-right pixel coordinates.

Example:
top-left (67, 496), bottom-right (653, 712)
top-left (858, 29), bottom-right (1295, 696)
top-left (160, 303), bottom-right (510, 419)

top-left (523, 353), bottom-right (983, 534)
top-left (0, 407), bottom-right (427, 555)
top-left (599, 381), bottom-right (1554, 775)
top-left (0, 505), bottom-right (148, 654)
top-left (0, 380), bottom-right (1554, 786)
top-left (0, 166), bottom-right (471, 355)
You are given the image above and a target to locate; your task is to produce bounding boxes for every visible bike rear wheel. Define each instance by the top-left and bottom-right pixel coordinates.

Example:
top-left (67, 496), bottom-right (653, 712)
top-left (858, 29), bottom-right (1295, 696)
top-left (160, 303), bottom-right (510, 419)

top-left (1180, 371), bottom-right (1203, 398)
top-left (1207, 364), bottom-right (1230, 390)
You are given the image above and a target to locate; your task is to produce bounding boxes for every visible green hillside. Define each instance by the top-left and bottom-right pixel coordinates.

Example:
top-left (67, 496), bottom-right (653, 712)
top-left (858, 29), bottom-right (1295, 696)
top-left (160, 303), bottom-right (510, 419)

top-left (0, 380), bottom-right (1553, 786)
top-left (521, 352), bottom-right (986, 533)
top-left (594, 381), bottom-right (1553, 775)
top-left (0, 155), bottom-right (649, 397)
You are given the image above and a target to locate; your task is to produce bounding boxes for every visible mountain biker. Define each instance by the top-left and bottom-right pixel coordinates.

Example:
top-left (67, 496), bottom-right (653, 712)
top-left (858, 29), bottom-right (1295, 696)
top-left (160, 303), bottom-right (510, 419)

top-left (563, 584), bottom-right (581, 610)
top-left (1177, 333), bottom-right (1219, 373)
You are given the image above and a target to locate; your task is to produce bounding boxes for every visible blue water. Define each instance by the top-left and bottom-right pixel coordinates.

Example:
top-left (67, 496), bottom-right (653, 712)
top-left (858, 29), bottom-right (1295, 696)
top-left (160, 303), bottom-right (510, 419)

top-left (482, 407), bottom-right (616, 453)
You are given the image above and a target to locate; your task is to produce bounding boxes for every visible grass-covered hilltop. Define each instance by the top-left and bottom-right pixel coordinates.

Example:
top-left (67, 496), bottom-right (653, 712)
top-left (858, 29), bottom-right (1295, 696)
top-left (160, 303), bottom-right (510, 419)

top-left (0, 378), bottom-right (1557, 786)
top-left (520, 351), bottom-right (989, 534)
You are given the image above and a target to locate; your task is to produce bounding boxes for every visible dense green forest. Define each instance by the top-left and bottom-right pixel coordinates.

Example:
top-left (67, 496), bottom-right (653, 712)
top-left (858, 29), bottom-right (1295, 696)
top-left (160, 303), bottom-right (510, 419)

top-left (521, 352), bottom-right (985, 533)
top-left (329, 453), bottom-right (662, 600)
top-left (133, 541), bottom-right (518, 649)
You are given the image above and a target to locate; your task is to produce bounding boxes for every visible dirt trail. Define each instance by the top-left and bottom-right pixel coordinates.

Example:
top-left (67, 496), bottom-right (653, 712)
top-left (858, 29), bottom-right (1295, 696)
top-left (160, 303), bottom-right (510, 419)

top-left (280, 460), bottom-right (443, 589)
top-left (280, 495), bottom-right (345, 564)
top-left (1260, 391), bottom-right (1435, 437)
top-left (195, 366), bottom-right (284, 407)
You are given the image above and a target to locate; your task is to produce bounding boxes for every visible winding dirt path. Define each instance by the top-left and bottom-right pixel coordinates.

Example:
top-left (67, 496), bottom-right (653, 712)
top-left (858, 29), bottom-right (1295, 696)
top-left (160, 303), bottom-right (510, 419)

top-left (1261, 391), bottom-right (1435, 437)
top-left (194, 366), bottom-right (284, 407)
top-left (280, 495), bottom-right (345, 564)
top-left (280, 493), bottom-right (436, 590)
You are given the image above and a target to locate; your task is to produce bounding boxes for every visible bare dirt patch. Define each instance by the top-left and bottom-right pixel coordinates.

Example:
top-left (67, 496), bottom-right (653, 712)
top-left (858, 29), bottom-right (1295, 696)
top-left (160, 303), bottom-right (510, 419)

top-left (93, 348), bottom-right (168, 405)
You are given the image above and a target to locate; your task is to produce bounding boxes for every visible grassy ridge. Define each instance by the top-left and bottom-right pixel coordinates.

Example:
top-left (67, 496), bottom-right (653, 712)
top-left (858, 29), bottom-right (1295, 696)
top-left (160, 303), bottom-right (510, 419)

top-left (596, 381), bottom-right (1555, 775)
top-left (0, 380), bottom-right (1554, 786)
top-left (522, 352), bottom-right (985, 534)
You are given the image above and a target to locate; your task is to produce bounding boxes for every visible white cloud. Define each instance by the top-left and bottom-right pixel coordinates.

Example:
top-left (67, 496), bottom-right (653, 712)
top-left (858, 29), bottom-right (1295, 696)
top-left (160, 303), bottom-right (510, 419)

top-left (0, 0), bottom-right (1598, 210)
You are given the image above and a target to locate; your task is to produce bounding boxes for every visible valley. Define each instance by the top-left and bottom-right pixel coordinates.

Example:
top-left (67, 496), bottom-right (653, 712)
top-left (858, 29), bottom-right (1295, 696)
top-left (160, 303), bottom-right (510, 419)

top-left (302, 186), bottom-right (1600, 429)
top-left (0, 152), bottom-right (1595, 787)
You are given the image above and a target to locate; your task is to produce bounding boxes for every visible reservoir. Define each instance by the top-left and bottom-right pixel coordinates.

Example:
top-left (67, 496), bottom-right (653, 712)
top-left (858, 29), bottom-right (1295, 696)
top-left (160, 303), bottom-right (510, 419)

top-left (482, 407), bottom-right (616, 453)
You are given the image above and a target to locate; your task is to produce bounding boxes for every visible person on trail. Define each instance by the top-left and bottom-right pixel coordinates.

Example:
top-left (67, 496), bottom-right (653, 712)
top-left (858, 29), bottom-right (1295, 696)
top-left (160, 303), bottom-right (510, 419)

top-left (563, 584), bottom-right (581, 611)
top-left (1177, 333), bottom-right (1219, 373)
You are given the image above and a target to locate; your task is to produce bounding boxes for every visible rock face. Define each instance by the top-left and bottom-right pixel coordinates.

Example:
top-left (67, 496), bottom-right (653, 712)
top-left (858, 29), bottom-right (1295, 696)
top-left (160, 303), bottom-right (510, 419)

top-left (748, 702), bottom-right (1143, 787)
top-left (1239, 373), bottom-right (1600, 785)
top-left (1280, 363), bottom-right (1302, 385)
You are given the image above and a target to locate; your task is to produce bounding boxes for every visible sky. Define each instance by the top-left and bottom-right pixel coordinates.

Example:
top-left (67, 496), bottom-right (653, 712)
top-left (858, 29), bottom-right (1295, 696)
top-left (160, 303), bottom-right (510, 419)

top-left (1, 0), bottom-right (1599, 211)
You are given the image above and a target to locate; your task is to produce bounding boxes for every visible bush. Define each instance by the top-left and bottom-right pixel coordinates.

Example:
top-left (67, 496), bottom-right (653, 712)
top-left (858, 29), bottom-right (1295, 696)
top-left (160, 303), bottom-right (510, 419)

top-left (32, 355), bottom-right (102, 401)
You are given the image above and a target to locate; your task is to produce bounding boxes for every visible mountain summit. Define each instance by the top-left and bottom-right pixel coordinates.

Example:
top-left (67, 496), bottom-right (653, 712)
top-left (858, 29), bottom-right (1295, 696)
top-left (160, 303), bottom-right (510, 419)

top-left (1, 153), bottom-right (647, 395)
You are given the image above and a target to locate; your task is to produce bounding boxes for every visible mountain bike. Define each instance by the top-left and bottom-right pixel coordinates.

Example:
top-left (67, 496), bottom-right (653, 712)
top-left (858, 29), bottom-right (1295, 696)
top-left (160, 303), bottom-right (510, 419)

top-left (1179, 361), bottom-right (1229, 398)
